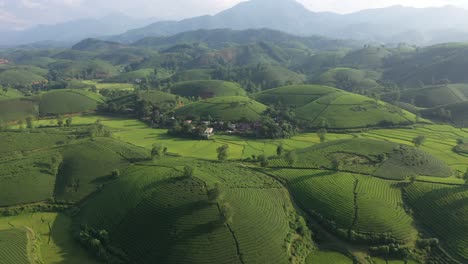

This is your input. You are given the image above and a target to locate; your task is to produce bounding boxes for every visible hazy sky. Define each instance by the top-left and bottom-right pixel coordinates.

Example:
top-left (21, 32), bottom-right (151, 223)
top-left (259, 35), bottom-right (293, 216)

top-left (1, 0), bottom-right (468, 29)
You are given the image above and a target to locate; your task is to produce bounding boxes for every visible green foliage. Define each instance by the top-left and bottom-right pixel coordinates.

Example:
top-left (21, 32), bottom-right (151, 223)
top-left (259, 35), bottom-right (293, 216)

top-left (276, 144), bottom-right (284, 156)
top-left (151, 144), bottom-right (166, 159)
top-left (285, 151), bottom-right (297, 166)
top-left (170, 80), bottom-right (246, 99)
top-left (183, 165), bottom-right (195, 178)
top-left (412, 135), bottom-right (426, 147)
top-left (217, 144), bottom-right (229, 161)
top-left (176, 96), bottom-right (267, 122)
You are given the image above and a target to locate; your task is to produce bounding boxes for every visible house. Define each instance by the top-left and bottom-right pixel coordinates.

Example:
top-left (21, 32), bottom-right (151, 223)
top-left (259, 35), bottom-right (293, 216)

top-left (184, 120), bottom-right (193, 124)
top-left (0, 59), bottom-right (9, 65)
top-left (203, 128), bottom-right (214, 138)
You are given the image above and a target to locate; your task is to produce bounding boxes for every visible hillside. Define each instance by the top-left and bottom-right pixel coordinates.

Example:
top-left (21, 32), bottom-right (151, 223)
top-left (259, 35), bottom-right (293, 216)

top-left (399, 84), bottom-right (468, 108)
top-left (176, 96), bottom-right (267, 121)
top-left (39, 90), bottom-right (103, 115)
top-left (0, 69), bottom-right (46, 86)
top-left (170, 80), bottom-right (246, 99)
top-left (422, 101), bottom-right (468, 127)
top-left (76, 158), bottom-right (311, 263)
top-left (254, 85), bottom-right (417, 129)
top-left (271, 138), bottom-right (452, 179)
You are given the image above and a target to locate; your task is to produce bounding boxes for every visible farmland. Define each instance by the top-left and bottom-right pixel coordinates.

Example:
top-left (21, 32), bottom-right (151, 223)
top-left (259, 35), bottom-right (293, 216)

top-left (1, 24), bottom-right (468, 264)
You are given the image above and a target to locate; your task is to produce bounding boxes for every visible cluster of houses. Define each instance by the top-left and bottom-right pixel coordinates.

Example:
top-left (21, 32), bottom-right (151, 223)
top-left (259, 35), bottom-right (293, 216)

top-left (0, 59), bottom-right (9, 65)
top-left (184, 120), bottom-right (261, 139)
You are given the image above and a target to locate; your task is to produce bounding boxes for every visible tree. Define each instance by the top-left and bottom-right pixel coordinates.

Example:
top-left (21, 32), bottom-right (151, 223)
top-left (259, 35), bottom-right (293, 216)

top-left (464, 168), bottom-right (468, 185)
top-left (208, 184), bottom-right (223, 201)
top-left (258, 155), bottom-right (269, 167)
top-left (409, 174), bottom-right (417, 184)
top-left (285, 151), bottom-right (297, 166)
top-left (276, 144), bottom-right (284, 156)
top-left (217, 144), bottom-right (229, 161)
top-left (317, 128), bottom-right (327, 143)
top-left (66, 117), bottom-right (73, 127)
top-left (183, 166), bottom-right (195, 178)
top-left (412, 135), bottom-right (426, 147)
top-left (220, 203), bottom-right (234, 225)
top-left (25, 117), bottom-right (33, 129)
top-left (151, 144), bottom-right (165, 159)
top-left (332, 158), bottom-right (342, 170)
top-left (111, 169), bottom-right (120, 179)
top-left (57, 116), bottom-right (64, 127)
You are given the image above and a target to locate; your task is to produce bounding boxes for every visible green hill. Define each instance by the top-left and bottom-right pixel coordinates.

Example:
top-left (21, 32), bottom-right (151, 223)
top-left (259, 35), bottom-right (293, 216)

top-left (0, 88), bottom-right (23, 101)
top-left (0, 98), bottom-right (38, 122)
top-left (250, 64), bottom-right (305, 88)
top-left (341, 46), bottom-right (392, 69)
top-left (272, 169), bottom-right (418, 244)
top-left (317, 68), bottom-right (381, 92)
top-left (0, 69), bottom-right (46, 86)
top-left (103, 68), bottom-right (154, 83)
top-left (422, 101), bottom-right (468, 127)
top-left (176, 96), bottom-right (267, 121)
top-left (48, 60), bottom-right (119, 80)
top-left (171, 69), bottom-right (214, 82)
top-left (405, 182), bottom-right (468, 262)
top-left (170, 80), bottom-right (246, 99)
top-left (384, 43), bottom-right (468, 85)
top-left (271, 138), bottom-right (452, 180)
top-left (39, 90), bottom-right (103, 115)
top-left (76, 158), bottom-right (311, 264)
top-left (254, 85), bottom-right (417, 129)
top-left (399, 84), bottom-right (468, 108)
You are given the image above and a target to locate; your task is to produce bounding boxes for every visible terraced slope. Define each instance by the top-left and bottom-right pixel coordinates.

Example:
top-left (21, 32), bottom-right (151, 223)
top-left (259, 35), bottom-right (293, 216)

top-left (405, 182), bottom-right (468, 262)
top-left (77, 158), bottom-right (310, 264)
top-left (400, 84), bottom-right (468, 108)
top-left (272, 169), bottom-right (418, 243)
top-left (170, 80), bottom-right (246, 98)
top-left (55, 138), bottom-right (148, 201)
top-left (0, 98), bottom-right (37, 122)
top-left (0, 228), bottom-right (33, 264)
top-left (270, 139), bottom-right (452, 180)
top-left (254, 85), bottom-right (417, 129)
top-left (39, 90), bottom-right (103, 115)
top-left (176, 96), bottom-right (267, 121)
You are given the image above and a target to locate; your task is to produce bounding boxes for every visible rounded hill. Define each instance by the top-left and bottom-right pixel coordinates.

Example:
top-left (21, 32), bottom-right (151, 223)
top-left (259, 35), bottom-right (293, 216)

top-left (400, 84), bottom-right (468, 108)
top-left (176, 96), bottom-right (267, 121)
top-left (39, 90), bottom-right (104, 115)
top-left (254, 85), bottom-right (417, 129)
top-left (272, 138), bottom-right (452, 180)
top-left (170, 80), bottom-right (246, 99)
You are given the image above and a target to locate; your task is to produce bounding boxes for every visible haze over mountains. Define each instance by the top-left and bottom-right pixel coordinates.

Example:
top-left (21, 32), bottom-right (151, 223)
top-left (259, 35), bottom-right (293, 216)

top-left (2, 0), bottom-right (468, 47)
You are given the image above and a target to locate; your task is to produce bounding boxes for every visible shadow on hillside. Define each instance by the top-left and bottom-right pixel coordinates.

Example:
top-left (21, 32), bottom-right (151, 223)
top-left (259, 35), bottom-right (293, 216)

top-left (49, 213), bottom-right (99, 264)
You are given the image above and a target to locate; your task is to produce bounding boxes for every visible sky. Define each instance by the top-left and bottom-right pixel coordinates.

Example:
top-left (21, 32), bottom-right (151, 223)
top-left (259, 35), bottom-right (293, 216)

top-left (1, 0), bottom-right (468, 30)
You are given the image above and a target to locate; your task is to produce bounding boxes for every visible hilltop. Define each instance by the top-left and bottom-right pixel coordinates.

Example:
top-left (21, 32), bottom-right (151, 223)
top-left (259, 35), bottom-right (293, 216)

top-left (253, 85), bottom-right (417, 129)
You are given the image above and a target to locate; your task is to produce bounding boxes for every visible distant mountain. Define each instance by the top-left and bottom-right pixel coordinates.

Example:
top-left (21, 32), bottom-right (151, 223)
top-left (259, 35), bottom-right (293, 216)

top-left (110, 0), bottom-right (468, 45)
top-left (0, 14), bottom-right (155, 47)
top-left (132, 28), bottom-right (360, 51)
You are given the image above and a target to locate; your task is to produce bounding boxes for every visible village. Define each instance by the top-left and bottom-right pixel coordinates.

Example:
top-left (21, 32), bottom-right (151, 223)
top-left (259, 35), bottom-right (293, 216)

top-left (181, 119), bottom-right (261, 139)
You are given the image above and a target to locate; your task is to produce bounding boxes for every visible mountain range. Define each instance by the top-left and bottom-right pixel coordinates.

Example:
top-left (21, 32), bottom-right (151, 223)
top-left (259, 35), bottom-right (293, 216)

top-left (2, 0), bottom-right (468, 47)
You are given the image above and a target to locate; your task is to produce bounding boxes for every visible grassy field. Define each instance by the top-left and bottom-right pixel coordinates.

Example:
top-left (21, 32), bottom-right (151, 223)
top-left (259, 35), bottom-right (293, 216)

top-left (306, 250), bottom-right (352, 264)
top-left (405, 182), bottom-right (468, 262)
top-left (0, 213), bottom-right (99, 264)
top-left (0, 69), bottom-right (46, 86)
top-left (176, 96), bottom-right (267, 121)
top-left (170, 80), bottom-right (246, 98)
